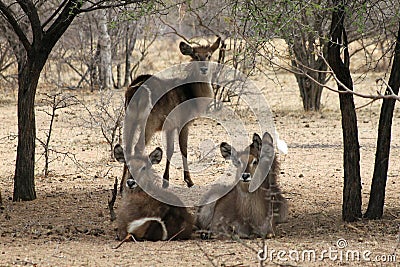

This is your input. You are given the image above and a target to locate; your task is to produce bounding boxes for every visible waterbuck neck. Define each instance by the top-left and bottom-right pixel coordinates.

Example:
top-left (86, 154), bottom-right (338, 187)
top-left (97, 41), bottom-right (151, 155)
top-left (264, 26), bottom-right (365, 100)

top-left (236, 185), bottom-right (269, 223)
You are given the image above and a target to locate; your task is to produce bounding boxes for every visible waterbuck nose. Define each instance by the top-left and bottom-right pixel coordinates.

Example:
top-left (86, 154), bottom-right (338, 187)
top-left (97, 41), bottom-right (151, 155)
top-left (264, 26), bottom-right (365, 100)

top-left (126, 178), bottom-right (136, 189)
top-left (200, 66), bottom-right (208, 74)
top-left (241, 173), bottom-right (251, 181)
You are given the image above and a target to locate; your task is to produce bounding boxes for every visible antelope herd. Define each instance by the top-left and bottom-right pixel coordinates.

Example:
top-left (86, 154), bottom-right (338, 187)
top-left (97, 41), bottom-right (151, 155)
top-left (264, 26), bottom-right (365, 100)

top-left (113, 37), bottom-right (288, 243)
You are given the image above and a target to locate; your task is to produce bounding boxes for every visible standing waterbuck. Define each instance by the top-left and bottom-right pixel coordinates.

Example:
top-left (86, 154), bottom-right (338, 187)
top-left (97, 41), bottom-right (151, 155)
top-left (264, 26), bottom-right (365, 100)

top-left (196, 132), bottom-right (288, 239)
top-left (113, 144), bottom-right (193, 241)
top-left (124, 37), bottom-right (221, 188)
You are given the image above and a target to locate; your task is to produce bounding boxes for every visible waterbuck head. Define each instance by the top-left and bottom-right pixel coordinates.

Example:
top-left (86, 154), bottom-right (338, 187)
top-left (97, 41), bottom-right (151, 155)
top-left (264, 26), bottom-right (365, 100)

top-left (179, 37), bottom-right (221, 75)
top-left (114, 144), bottom-right (163, 191)
top-left (220, 132), bottom-right (274, 192)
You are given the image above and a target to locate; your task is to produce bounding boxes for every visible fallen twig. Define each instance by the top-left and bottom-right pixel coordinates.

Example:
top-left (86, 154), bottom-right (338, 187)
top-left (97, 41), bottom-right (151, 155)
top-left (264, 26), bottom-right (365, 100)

top-left (114, 233), bottom-right (136, 249)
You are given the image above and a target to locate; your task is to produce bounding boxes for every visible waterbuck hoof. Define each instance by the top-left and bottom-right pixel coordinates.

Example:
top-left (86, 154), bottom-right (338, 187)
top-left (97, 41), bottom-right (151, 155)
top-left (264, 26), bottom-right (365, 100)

top-left (265, 232), bottom-right (275, 239)
top-left (185, 180), bottom-right (194, 188)
top-left (200, 232), bottom-right (210, 240)
top-left (162, 179), bottom-right (169, 188)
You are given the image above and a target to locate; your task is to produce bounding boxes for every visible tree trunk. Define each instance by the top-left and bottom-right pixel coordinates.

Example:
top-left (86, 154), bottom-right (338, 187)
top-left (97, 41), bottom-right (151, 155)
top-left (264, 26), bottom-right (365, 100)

top-left (328, 0), bottom-right (362, 222)
top-left (294, 73), bottom-right (323, 111)
top-left (0, 0), bottom-right (84, 201)
top-left (97, 10), bottom-right (112, 90)
top-left (290, 38), bottom-right (328, 111)
top-left (124, 47), bottom-right (131, 87)
top-left (116, 63), bottom-right (122, 89)
top-left (123, 24), bottom-right (137, 87)
top-left (13, 56), bottom-right (45, 201)
top-left (364, 22), bottom-right (400, 219)
top-left (90, 44), bottom-right (100, 92)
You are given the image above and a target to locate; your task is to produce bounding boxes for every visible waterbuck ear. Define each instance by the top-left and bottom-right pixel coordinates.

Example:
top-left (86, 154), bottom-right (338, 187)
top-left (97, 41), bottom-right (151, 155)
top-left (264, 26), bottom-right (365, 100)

top-left (260, 132), bottom-right (274, 160)
top-left (220, 142), bottom-right (239, 166)
top-left (262, 132), bottom-right (274, 147)
top-left (149, 147), bottom-right (163, 165)
top-left (248, 132), bottom-right (275, 193)
top-left (179, 41), bottom-right (193, 56)
top-left (252, 133), bottom-right (262, 152)
top-left (114, 144), bottom-right (126, 163)
top-left (210, 37), bottom-right (221, 53)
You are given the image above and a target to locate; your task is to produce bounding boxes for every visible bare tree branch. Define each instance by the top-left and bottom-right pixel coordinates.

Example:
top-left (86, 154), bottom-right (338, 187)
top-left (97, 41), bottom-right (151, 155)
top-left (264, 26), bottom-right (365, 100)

top-left (17, 0), bottom-right (42, 50)
top-left (42, 0), bottom-right (68, 29)
top-left (236, 29), bottom-right (400, 103)
top-left (0, 1), bottom-right (31, 52)
top-left (158, 16), bottom-right (191, 43)
top-left (78, 0), bottom-right (152, 13)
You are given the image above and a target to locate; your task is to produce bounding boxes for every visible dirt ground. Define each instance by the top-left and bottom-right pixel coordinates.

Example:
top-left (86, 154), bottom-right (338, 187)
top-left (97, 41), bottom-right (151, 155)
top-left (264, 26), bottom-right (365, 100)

top-left (1, 43), bottom-right (400, 266)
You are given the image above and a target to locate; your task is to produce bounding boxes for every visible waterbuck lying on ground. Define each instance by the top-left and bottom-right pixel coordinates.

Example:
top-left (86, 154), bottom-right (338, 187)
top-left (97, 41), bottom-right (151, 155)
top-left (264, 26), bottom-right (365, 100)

top-left (124, 37), bottom-right (221, 188)
top-left (196, 132), bottom-right (288, 239)
top-left (114, 144), bottom-right (193, 241)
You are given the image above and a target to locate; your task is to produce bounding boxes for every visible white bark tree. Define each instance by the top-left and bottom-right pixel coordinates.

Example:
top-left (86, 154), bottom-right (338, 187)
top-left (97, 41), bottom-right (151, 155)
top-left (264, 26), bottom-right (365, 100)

top-left (97, 10), bottom-right (112, 90)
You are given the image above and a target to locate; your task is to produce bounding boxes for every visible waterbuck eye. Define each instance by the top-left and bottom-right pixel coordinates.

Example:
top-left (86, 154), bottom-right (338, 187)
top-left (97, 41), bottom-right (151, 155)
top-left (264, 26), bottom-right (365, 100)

top-left (252, 159), bottom-right (258, 165)
top-left (207, 55), bottom-right (211, 60)
top-left (140, 166), bottom-right (146, 172)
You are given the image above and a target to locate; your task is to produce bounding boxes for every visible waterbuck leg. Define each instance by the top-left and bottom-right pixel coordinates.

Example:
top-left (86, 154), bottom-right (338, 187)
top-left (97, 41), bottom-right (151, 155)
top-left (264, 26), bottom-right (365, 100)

top-left (134, 122), bottom-right (154, 155)
top-left (134, 130), bottom-right (146, 155)
top-left (179, 124), bottom-right (194, 187)
top-left (163, 130), bottom-right (175, 188)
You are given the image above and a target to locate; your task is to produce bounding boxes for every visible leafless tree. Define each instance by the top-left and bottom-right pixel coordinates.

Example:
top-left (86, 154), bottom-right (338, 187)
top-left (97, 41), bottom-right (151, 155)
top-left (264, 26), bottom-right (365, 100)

top-left (0, 0), bottom-right (157, 201)
top-left (79, 90), bottom-right (125, 159)
top-left (36, 92), bottom-right (79, 177)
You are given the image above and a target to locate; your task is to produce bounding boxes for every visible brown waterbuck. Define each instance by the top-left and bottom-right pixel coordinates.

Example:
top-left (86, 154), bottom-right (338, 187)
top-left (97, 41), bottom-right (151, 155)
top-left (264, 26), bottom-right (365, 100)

top-left (113, 144), bottom-right (193, 242)
top-left (124, 37), bottom-right (221, 189)
top-left (196, 132), bottom-right (288, 239)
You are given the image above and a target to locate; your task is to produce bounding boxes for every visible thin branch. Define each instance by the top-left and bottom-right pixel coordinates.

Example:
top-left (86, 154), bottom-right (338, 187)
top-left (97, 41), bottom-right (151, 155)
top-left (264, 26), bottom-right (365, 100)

top-left (41, 0), bottom-right (68, 29)
top-left (377, 77), bottom-right (396, 95)
top-left (0, 1), bottom-right (31, 52)
top-left (78, 0), bottom-right (149, 13)
top-left (190, 8), bottom-right (219, 37)
top-left (354, 99), bottom-right (378, 110)
top-left (158, 16), bottom-right (191, 43)
top-left (237, 29), bottom-right (400, 103)
top-left (321, 54), bottom-right (400, 101)
top-left (44, 0), bottom-right (82, 47)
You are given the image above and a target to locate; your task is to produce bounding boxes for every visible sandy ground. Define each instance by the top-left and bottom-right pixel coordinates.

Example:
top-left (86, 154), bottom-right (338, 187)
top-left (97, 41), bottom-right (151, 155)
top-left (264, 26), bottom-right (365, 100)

top-left (0, 45), bottom-right (399, 267)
